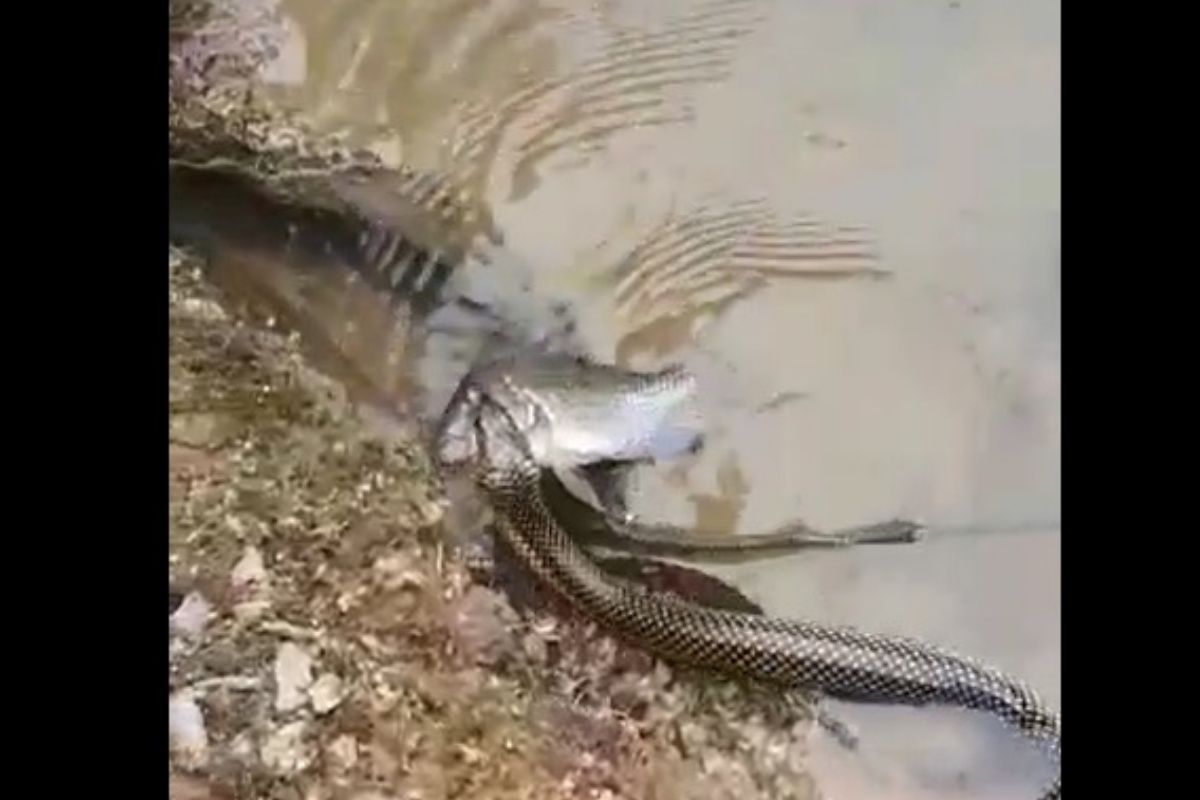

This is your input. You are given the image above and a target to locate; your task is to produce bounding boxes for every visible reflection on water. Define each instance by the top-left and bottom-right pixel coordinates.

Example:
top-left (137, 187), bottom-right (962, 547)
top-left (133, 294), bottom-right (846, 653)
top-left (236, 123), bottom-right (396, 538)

top-left (243, 0), bottom-right (1061, 795)
top-left (610, 197), bottom-right (887, 363)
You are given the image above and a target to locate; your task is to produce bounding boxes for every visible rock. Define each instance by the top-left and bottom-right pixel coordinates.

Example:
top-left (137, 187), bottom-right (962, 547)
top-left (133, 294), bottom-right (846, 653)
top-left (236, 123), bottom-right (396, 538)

top-left (325, 734), bottom-right (358, 772)
top-left (521, 631), bottom-right (548, 665)
top-left (232, 599), bottom-right (270, 623)
top-left (177, 297), bottom-right (229, 323)
top-left (231, 546), bottom-right (271, 618)
top-left (231, 545), bottom-right (268, 593)
top-left (170, 588), bottom-right (185, 614)
top-left (260, 620), bottom-right (322, 640)
top-left (170, 591), bottom-right (213, 638)
top-left (308, 673), bottom-right (344, 715)
top-left (274, 642), bottom-right (314, 712)
top-left (171, 412), bottom-right (232, 448)
top-left (169, 691), bottom-right (210, 769)
top-left (228, 732), bottom-right (257, 763)
top-left (448, 586), bottom-right (518, 666)
top-left (259, 720), bottom-right (312, 775)
top-left (372, 553), bottom-right (425, 591)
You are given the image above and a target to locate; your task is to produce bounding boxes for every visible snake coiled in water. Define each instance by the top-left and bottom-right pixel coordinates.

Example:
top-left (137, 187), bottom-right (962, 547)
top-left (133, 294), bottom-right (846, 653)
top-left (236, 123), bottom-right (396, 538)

top-left (440, 385), bottom-right (1062, 800)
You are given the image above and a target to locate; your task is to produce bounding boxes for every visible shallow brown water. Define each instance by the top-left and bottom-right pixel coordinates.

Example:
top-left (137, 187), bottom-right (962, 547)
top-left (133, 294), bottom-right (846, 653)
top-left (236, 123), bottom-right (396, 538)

top-left (238, 0), bottom-right (1061, 795)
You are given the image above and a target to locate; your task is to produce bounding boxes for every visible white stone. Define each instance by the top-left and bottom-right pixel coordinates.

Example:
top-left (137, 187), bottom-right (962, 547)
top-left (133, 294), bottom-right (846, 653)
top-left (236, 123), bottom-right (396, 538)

top-left (274, 642), bottom-right (314, 712)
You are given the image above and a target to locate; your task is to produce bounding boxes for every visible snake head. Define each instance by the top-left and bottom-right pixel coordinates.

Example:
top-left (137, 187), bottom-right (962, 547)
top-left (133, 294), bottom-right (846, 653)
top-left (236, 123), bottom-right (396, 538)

top-left (433, 380), bottom-right (485, 473)
top-left (435, 355), bottom-right (554, 473)
top-left (473, 397), bottom-right (540, 485)
top-left (433, 373), bottom-right (540, 481)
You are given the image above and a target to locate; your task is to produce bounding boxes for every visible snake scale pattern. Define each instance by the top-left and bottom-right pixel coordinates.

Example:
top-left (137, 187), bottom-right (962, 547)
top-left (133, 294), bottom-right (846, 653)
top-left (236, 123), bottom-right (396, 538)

top-left (439, 384), bottom-right (1062, 800)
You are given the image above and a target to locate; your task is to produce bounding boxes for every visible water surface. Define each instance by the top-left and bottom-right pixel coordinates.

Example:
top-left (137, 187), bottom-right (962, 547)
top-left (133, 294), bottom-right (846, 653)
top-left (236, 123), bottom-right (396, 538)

top-left (245, 1), bottom-right (1061, 795)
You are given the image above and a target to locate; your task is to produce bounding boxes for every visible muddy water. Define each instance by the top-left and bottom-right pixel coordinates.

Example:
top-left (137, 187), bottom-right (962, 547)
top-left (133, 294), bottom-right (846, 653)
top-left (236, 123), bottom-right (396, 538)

top-left (249, 0), bottom-right (1060, 795)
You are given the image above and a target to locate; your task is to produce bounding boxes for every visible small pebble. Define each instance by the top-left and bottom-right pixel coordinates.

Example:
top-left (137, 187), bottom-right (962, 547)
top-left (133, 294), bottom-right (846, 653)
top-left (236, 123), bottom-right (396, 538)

top-left (169, 691), bottom-right (209, 769)
top-left (232, 599), bottom-right (270, 623)
top-left (372, 553), bottom-right (425, 591)
top-left (326, 734), bottom-right (358, 772)
top-left (274, 642), bottom-right (314, 712)
top-left (308, 673), bottom-right (344, 715)
top-left (179, 297), bottom-right (228, 323)
top-left (170, 591), bottom-right (213, 638)
top-left (231, 545), bottom-right (268, 591)
top-left (259, 720), bottom-right (312, 775)
top-left (228, 732), bottom-right (256, 763)
top-left (521, 631), bottom-right (547, 665)
top-left (171, 412), bottom-right (227, 448)
top-left (261, 620), bottom-right (321, 640)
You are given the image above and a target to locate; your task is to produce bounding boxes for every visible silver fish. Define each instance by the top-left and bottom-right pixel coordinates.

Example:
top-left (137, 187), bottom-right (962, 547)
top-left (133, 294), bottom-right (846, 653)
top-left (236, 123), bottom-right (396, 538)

top-left (434, 348), bottom-right (923, 562)
top-left (435, 350), bottom-right (704, 474)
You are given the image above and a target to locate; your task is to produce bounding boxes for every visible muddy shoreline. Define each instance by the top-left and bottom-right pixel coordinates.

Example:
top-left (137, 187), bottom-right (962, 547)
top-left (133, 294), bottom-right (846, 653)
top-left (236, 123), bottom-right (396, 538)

top-left (168, 2), bottom-right (830, 795)
top-left (168, 248), bottom-right (823, 800)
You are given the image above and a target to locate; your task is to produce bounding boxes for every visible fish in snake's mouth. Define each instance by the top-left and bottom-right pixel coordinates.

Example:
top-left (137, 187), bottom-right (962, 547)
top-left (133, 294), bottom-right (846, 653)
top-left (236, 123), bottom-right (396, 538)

top-left (438, 350), bottom-right (1061, 800)
top-left (433, 351), bottom-right (706, 478)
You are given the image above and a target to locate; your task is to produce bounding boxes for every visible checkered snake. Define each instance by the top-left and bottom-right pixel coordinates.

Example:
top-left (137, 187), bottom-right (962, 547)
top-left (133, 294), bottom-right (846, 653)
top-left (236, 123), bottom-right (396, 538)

top-left (436, 356), bottom-right (1062, 800)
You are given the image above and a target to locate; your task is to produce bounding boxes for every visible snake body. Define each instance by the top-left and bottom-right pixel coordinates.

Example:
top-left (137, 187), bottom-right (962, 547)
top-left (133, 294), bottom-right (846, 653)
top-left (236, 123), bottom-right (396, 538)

top-left (440, 379), bottom-right (1062, 800)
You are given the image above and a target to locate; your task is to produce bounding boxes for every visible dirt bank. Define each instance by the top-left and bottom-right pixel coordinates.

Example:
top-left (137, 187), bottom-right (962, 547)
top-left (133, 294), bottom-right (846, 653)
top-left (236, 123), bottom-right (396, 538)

top-left (168, 248), bottom-right (820, 800)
